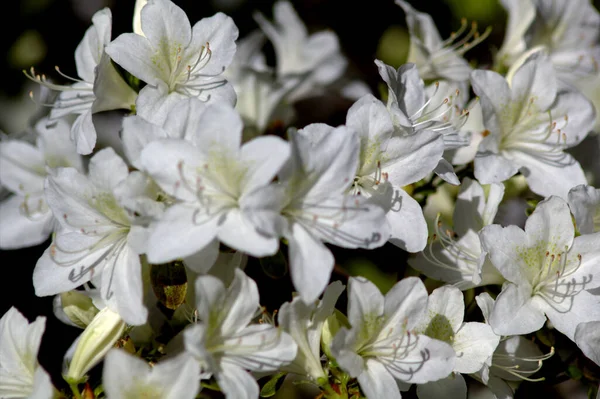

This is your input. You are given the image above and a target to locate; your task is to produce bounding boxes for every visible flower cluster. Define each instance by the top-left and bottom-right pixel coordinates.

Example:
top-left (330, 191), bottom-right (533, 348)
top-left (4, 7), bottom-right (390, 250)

top-left (1, 0), bottom-right (600, 398)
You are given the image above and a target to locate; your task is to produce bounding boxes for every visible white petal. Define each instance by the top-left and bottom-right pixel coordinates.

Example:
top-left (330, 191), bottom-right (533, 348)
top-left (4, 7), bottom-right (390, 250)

top-left (136, 84), bottom-right (187, 126)
top-left (470, 70), bottom-right (512, 139)
top-left (139, 139), bottom-right (203, 201)
top-left (0, 140), bottom-right (45, 195)
top-left (238, 135), bottom-right (290, 194)
top-left (574, 321), bottom-right (600, 366)
top-left (182, 239), bottom-right (219, 274)
top-left (383, 186), bottom-right (428, 252)
top-left (453, 322), bottom-right (500, 373)
top-left (383, 334), bottom-right (455, 384)
top-left (568, 184), bottom-right (600, 234)
top-left (512, 150), bottom-right (587, 199)
top-left (423, 286), bottom-right (464, 332)
top-left (120, 116), bottom-right (167, 169)
top-left (488, 283), bottom-right (546, 336)
top-left (523, 196), bottom-right (574, 252)
top-left (216, 360), bottom-right (259, 399)
top-left (75, 8), bottom-right (112, 82)
top-left (88, 147), bottom-right (129, 191)
top-left (224, 324), bottom-right (297, 372)
top-left (103, 244), bottom-right (147, 325)
top-left (33, 246), bottom-right (106, 296)
top-left (508, 52), bottom-right (556, 111)
top-left (190, 12), bottom-right (238, 76)
top-left (383, 130), bottom-right (445, 187)
top-left (474, 141), bottom-right (520, 184)
top-left (91, 52), bottom-right (138, 114)
top-left (382, 276), bottom-right (428, 333)
top-left (347, 276), bottom-right (385, 330)
top-left (287, 223), bottom-right (335, 304)
top-left (186, 101), bottom-right (242, 154)
top-left (146, 203), bottom-right (220, 263)
top-left (0, 196), bottom-right (53, 250)
top-left (479, 224), bottom-right (530, 284)
top-left (217, 209), bottom-right (279, 257)
top-left (433, 158), bottom-right (460, 185)
top-left (357, 359), bottom-right (402, 399)
top-left (142, 0), bottom-right (191, 52)
top-left (105, 32), bottom-right (162, 86)
top-left (542, 290), bottom-right (600, 341)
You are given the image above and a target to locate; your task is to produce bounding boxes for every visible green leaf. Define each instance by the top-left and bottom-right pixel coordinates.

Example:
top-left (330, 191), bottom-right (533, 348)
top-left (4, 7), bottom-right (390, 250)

top-left (567, 365), bottom-right (583, 380)
top-left (260, 372), bottom-right (287, 397)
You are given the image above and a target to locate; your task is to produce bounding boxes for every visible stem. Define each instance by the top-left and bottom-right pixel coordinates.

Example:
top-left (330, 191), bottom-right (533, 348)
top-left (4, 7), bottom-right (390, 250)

top-left (69, 382), bottom-right (83, 399)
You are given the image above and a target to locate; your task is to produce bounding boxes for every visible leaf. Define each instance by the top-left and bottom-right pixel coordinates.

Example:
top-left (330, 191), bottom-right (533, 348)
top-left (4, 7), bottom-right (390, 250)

top-left (260, 372), bottom-right (287, 397)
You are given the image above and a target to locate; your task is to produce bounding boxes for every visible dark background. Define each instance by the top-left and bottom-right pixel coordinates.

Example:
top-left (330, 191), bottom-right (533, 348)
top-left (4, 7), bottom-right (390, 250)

top-left (1, 0), bottom-right (599, 397)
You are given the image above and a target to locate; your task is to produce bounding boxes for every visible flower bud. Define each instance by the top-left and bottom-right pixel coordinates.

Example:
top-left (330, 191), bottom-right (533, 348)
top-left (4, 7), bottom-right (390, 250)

top-left (54, 291), bottom-right (99, 329)
top-left (64, 307), bottom-right (126, 383)
top-left (320, 309), bottom-right (349, 361)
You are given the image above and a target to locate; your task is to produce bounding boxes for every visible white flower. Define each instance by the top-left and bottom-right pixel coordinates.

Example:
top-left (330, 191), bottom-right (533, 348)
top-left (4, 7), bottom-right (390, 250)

top-left (103, 349), bottom-right (200, 399)
top-left (346, 93), bottom-right (444, 252)
top-left (0, 307), bottom-right (55, 399)
top-left (0, 118), bottom-right (83, 249)
top-left (183, 269), bottom-right (297, 399)
top-left (33, 148), bottom-right (151, 325)
top-left (105, 0), bottom-right (238, 125)
top-left (395, 0), bottom-right (490, 83)
top-left (246, 123), bottom-right (390, 303)
top-left (495, 0), bottom-right (536, 70)
top-left (331, 277), bottom-right (456, 399)
top-left (223, 31), bottom-right (299, 135)
top-left (470, 292), bottom-right (555, 398)
top-left (409, 177), bottom-right (505, 289)
top-left (278, 281), bottom-right (345, 381)
top-left (253, 0), bottom-right (347, 102)
top-left (25, 8), bottom-right (137, 154)
top-left (526, 0), bottom-right (600, 84)
top-left (376, 60), bottom-right (472, 185)
top-left (568, 184), bottom-right (600, 234)
top-left (414, 286), bottom-right (500, 399)
top-left (139, 101), bottom-right (289, 264)
top-left (471, 51), bottom-right (596, 198)
top-left (480, 196), bottom-right (600, 340)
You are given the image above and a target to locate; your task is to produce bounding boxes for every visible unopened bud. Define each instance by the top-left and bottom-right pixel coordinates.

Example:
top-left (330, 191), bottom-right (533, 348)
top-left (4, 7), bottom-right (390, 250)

top-left (64, 307), bottom-right (126, 383)
top-left (321, 309), bottom-right (350, 361)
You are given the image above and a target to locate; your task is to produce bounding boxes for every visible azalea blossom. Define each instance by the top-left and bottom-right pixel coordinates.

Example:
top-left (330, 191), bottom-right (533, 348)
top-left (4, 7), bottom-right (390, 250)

top-left (183, 269), bottom-right (297, 399)
top-left (253, 0), bottom-right (347, 103)
top-left (346, 93), bottom-right (444, 252)
top-left (568, 184), bottom-right (600, 234)
top-left (33, 148), bottom-right (154, 325)
top-left (395, 0), bottom-right (490, 83)
top-left (471, 293), bottom-right (555, 398)
top-left (480, 196), bottom-right (600, 339)
top-left (500, 0), bottom-right (600, 84)
top-left (105, 0), bottom-right (238, 125)
top-left (409, 177), bottom-right (505, 289)
top-left (245, 123), bottom-right (390, 303)
top-left (330, 276), bottom-right (456, 399)
top-left (103, 349), bottom-right (200, 399)
top-left (413, 286), bottom-right (500, 399)
top-left (471, 50), bottom-right (596, 198)
top-left (0, 117), bottom-right (83, 249)
top-left (375, 60), bottom-right (472, 184)
top-left (0, 307), bottom-right (55, 399)
top-left (277, 281), bottom-right (345, 381)
top-left (139, 101), bottom-right (289, 264)
top-left (25, 8), bottom-right (137, 154)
